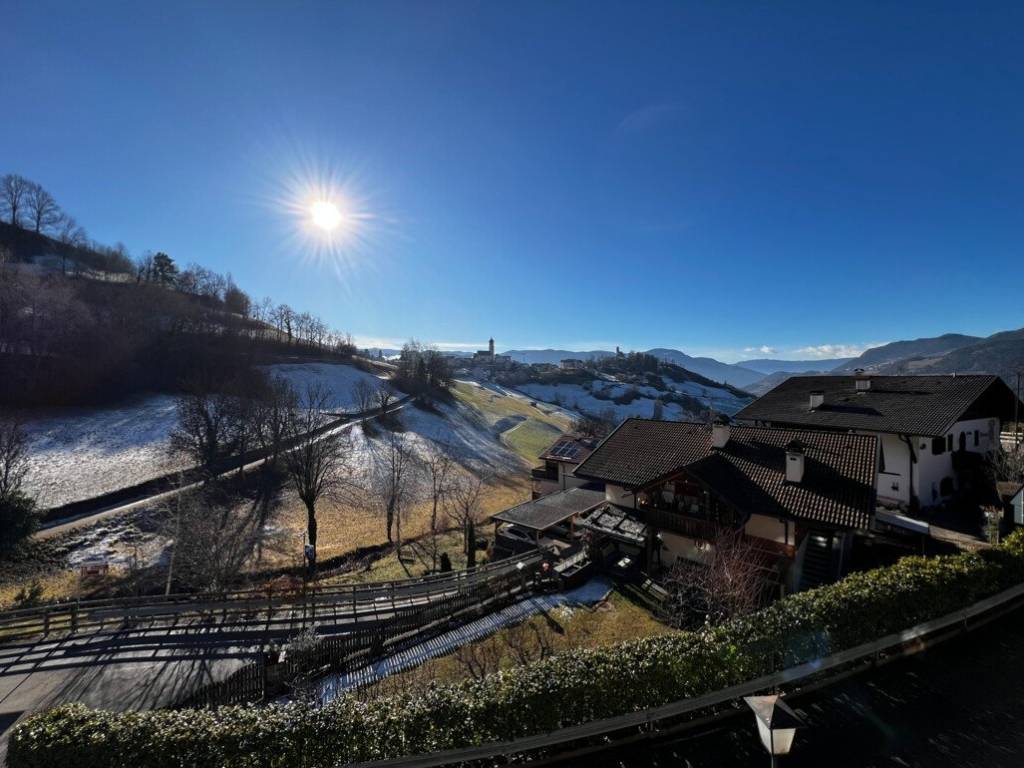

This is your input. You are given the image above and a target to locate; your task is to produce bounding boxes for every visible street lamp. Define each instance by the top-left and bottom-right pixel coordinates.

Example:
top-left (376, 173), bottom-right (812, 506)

top-left (743, 695), bottom-right (805, 767)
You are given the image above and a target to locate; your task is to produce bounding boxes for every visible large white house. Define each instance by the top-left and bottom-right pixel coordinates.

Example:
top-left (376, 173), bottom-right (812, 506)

top-left (735, 373), bottom-right (1023, 510)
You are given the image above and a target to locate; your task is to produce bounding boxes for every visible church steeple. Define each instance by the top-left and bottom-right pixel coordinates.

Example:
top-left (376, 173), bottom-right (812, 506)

top-left (488, 337), bottom-right (495, 356)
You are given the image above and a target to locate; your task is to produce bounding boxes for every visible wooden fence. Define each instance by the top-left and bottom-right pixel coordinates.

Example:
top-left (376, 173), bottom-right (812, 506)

top-left (0, 553), bottom-right (543, 648)
top-left (173, 563), bottom-right (535, 708)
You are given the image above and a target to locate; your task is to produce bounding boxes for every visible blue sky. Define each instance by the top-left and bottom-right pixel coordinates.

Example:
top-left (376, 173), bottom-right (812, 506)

top-left (2, 2), bottom-right (1022, 362)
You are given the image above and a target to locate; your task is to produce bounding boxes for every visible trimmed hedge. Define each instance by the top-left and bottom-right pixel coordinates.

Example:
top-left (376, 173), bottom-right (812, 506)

top-left (11, 531), bottom-right (1024, 768)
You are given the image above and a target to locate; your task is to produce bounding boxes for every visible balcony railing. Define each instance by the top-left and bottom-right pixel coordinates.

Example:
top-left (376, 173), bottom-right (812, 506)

top-left (638, 507), bottom-right (720, 540)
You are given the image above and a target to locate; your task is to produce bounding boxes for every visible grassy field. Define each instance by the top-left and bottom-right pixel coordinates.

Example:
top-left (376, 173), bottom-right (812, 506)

top-left (363, 588), bottom-right (674, 695)
top-left (451, 381), bottom-right (573, 464)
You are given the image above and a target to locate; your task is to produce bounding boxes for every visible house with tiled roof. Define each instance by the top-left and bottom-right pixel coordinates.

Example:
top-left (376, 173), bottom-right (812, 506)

top-left (571, 418), bottom-right (878, 590)
top-left (734, 373), bottom-right (1023, 510)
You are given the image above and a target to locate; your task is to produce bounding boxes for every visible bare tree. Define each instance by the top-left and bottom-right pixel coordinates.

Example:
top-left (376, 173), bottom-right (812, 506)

top-left (0, 417), bottom-right (37, 554)
top-left (160, 488), bottom-right (273, 592)
top-left (0, 418), bottom-right (30, 500)
top-left (452, 637), bottom-right (503, 681)
top-left (284, 383), bottom-right (354, 576)
top-left (366, 428), bottom-right (418, 571)
top-left (445, 468), bottom-right (488, 568)
top-left (351, 379), bottom-right (376, 415)
top-left (0, 174), bottom-right (31, 227)
top-left (423, 443), bottom-right (454, 570)
top-left (169, 388), bottom-right (241, 477)
top-left (25, 182), bottom-right (61, 234)
top-left (375, 386), bottom-right (395, 412)
top-left (991, 446), bottom-right (1024, 484)
top-left (253, 376), bottom-right (298, 471)
top-left (662, 528), bottom-right (771, 629)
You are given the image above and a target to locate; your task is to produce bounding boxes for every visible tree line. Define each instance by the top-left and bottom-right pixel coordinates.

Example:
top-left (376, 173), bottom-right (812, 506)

top-left (0, 172), bottom-right (358, 407)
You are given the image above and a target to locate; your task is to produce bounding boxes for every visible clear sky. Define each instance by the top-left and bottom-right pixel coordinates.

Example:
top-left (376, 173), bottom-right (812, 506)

top-left (2, 1), bottom-right (1022, 362)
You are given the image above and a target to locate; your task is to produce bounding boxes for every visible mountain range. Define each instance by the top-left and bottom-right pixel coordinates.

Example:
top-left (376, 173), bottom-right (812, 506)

top-left (502, 348), bottom-right (850, 389)
top-left (373, 327), bottom-right (1024, 395)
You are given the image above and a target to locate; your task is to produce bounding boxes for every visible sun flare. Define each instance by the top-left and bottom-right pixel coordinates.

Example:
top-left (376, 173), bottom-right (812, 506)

top-left (310, 200), bottom-right (343, 232)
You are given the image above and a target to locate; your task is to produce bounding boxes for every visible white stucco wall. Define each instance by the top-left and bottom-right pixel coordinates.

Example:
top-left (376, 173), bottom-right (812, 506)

top-left (658, 530), bottom-right (710, 565)
top-left (743, 513), bottom-right (794, 546)
top-left (867, 417), bottom-right (999, 508)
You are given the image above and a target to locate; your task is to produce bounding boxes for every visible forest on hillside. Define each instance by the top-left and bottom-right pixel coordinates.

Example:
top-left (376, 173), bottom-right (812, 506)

top-left (0, 173), bottom-right (358, 407)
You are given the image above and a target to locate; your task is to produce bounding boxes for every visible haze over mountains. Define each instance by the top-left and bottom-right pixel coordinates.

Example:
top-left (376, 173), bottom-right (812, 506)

top-left (505, 329), bottom-right (1024, 394)
top-left (503, 348), bottom-right (850, 389)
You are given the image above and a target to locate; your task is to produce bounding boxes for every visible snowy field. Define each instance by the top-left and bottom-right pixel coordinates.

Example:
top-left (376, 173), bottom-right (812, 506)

top-left (21, 394), bottom-right (188, 509)
top-left (258, 362), bottom-right (391, 411)
top-left (20, 362), bottom-right (392, 509)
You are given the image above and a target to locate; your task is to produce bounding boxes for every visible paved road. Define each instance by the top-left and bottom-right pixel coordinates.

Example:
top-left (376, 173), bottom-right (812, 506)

top-left (589, 605), bottom-right (1024, 768)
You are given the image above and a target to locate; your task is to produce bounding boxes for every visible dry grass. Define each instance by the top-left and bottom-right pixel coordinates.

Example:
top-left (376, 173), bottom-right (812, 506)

top-left (259, 472), bottom-right (529, 572)
top-left (362, 589), bottom-right (675, 694)
top-left (451, 381), bottom-right (572, 463)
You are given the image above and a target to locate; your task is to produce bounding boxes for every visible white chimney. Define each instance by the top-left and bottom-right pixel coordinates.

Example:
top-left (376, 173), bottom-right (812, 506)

top-left (711, 417), bottom-right (731, 449)
top-left (785, 440), bottom-right (805, 484)
top-left (809, 391), bottom-right (824, 410)
top-left (855, 375), bottom-right (871, 392)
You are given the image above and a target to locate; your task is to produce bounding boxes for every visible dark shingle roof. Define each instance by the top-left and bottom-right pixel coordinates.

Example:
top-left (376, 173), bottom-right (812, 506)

top-left (491, 486), bottom-right (605, 531)
top-left (573, 420), bottom-right (714, 489)
top-left (735, 375), bottom-right (1017, 437)
top-left (574, 419), bottom-right (877, 529)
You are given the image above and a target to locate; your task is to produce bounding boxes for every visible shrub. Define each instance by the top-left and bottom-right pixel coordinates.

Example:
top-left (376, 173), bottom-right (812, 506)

top-left (11, 530), bottom-right (1024, 768)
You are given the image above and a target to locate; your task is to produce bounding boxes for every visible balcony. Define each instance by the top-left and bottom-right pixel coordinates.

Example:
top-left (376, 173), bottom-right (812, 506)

top-left (638, 506), bottom-right (721, 540)
top-left (530, 465), bottom-right (558, 481)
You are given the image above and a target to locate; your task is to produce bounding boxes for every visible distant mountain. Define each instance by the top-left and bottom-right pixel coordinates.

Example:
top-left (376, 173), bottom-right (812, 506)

top-left (737, 357), bottom-right (852, 376)
top-left (644, 348), bottom-right (763, 389)
top-left (835, 334), bottom-right (981, 373)
top-left (744, 369), bottom-right (835, 396)
top-left (502, 349), bottom-right (613, 364)
top-left (856, 329), bottom-right (1024, 384)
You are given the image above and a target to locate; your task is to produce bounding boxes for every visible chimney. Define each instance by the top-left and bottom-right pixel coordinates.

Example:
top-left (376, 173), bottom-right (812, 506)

top-left (785, 440), bottom-right (805, 483)
top-left (809, 390), bottom-right (824, 410)
top-left (854, 368), bottom-right (871, 392)
top-left (711, 415), bottom-right (731, 449)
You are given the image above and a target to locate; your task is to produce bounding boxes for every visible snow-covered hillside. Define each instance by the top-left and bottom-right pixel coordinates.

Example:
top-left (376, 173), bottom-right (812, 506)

top-left (21, 394), bottom-right (188, 509)
top-left (20, 362), bottom-right (392, 509)
top-left (511, 373), bottom-right (749, 423)
top-left (258, 362), bottom-right (392, 410)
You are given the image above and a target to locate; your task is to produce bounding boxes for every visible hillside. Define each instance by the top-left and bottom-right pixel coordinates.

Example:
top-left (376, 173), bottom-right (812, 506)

top-left (736, 357), bottom-right (852, 375)
top-left (497, 357), bottom-right (752, 423)
top-left (835, 334), bottom-right (981, 373)
top-left (502, 349), bottom-right (613, 364)
top-left (20, 361), bottom-right (392, 508)
top-left (644, 348), bottom-right (763, 388)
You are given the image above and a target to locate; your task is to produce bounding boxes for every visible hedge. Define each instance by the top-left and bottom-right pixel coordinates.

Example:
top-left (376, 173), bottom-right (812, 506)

top-left (11, 531), bottom-right (1024, 768)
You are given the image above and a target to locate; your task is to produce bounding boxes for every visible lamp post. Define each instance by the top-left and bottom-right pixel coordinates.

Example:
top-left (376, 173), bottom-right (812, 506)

top-left (743, 695), bottom-right (805, 768)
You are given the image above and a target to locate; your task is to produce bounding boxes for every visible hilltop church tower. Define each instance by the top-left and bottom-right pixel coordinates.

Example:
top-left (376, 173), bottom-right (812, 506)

top-left (488, 337), bottom-right (495, 357)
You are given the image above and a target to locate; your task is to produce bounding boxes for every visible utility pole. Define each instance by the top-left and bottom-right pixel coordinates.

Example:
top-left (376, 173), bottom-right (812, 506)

top-left (1016, 371), bottom-right (1021, 448)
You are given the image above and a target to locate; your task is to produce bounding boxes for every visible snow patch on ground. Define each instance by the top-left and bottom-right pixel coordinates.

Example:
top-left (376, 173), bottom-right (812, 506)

top-left (260, 362), bottom-right (391, 411)
top-left (315, 576), bottom-right (614, 700)
top-left (21, 395), bottom-right (188, 509)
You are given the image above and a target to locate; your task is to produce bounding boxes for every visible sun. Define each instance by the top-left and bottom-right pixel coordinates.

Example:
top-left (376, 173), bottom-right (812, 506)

top-left (310, 200), bottom-right (343, 232)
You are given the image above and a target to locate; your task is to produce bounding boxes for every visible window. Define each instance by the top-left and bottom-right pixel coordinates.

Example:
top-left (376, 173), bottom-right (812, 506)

top-left (974, 430), bottom-right (979, 447)
top-left (931, 436), bottom-right (945, 455)
top-left (947, 434), bottom-right (954, 452)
